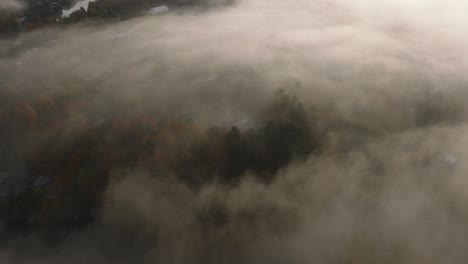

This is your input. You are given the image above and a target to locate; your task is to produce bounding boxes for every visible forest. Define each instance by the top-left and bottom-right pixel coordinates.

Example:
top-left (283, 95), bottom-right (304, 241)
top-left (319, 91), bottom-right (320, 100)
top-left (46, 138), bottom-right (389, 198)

top-left (1, 89), bottom-right (317, 229)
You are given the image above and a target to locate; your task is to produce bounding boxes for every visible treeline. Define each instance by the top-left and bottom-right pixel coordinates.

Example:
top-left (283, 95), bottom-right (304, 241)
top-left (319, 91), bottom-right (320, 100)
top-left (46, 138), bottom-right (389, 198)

top-left (0, 89), bottom-right (317, 227)
top-left (63, 0), bottom-right (235, 23)
top-left (0, 0), bottom-right (73, 35)
top-left (0, 0), bottom-right (235, 34)
top-left (1, 0), bottom-right (154, 34)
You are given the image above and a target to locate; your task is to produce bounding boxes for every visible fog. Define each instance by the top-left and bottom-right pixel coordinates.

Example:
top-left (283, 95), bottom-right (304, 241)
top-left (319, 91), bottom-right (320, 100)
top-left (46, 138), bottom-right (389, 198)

top-left (1, 0), bottom-right (468, 263)
top-left (0, 0), bottom-right (24, 13)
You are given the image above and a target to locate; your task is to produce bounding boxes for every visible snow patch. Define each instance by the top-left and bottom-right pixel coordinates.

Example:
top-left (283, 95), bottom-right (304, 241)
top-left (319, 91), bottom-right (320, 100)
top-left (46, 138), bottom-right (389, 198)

top-left (62, 0), bottom-right (96, 18)
top-left (148, 5), bottom-right (170, 15)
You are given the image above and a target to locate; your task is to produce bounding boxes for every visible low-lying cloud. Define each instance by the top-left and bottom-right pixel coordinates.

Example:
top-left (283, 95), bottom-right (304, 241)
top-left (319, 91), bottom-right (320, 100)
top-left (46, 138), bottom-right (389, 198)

top-left (1, 0), bottom-right (468, 263)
